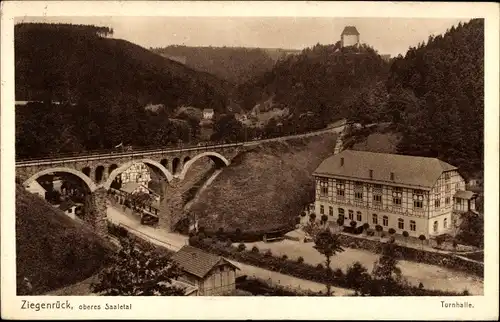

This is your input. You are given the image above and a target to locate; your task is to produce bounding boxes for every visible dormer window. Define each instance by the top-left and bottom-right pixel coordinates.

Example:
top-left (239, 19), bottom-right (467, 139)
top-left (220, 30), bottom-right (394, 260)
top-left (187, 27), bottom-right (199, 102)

top-left (390, 172), bottom-right (395, 181)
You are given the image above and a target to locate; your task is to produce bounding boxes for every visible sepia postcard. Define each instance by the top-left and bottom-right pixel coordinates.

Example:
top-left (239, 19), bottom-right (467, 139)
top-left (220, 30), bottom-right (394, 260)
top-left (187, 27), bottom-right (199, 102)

top-left (1, 1), bottom-right (499, 320)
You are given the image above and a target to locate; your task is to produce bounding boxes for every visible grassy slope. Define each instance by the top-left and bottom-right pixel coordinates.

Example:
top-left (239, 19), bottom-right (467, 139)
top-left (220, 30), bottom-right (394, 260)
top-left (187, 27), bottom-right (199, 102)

top-left (16, 185), bottom-right (114, 295)
top-left (190, 133), bottom-right (338, 233)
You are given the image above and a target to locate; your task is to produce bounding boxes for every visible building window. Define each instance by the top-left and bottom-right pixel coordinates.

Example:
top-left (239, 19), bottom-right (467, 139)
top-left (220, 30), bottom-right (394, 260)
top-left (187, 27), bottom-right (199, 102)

top-left (444, 172), bottom-right (450, 180)
top-left (435, 194), bottom-right (440, 208)
top-left (455, 183), bottom-right (459, 190)
top-left (329, 206), bottom-right (334, 216)
top-left (348, 210), bottom-right (354, 220)
top-left (410, 220), bottom-right (416, 231)
top-left (354, 182), bottom-right (363, 200)
top-left (373, 194), bottom-right (382, 204)
top-left (446, 184), bottom-right (450, 192)
top-left (433, 221), bottom-right (438, 232)
top-left (443, 218), bottom-right (448, 229)
top-left (336, 180), bottom-right (345, 197)
top-left (68, 208), bottom-right (73, 214)
top-left (319, 179), bottom-right (328, 196)
top-left (356, 211), bottom-right (362, 221)
top-left (372, 214), bottom-right (378, 225)
top-left (320, 205), bottom-right (324, 214)
top-left (382, 216), bottom-right (388, 226)
top-left (456, 198), bottom-right (462, 206)
top-left (392, 187), bottom-right (402, 206)
top-left (413, 190), bottom-right (424, 209)
top-left (445, 197), bottom-right (450, 205)
top-left (338, 208), bottom-right (345, 219)
top-left (398, 218), bottom-right (404, 230)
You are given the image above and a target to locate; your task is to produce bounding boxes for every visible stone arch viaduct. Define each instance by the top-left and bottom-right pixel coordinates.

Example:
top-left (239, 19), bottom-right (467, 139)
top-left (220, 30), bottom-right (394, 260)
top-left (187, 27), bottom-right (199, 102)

top-left (16, 143), bottom-right (241, 236)
top-left (15, 122), bottom-right (347, 237)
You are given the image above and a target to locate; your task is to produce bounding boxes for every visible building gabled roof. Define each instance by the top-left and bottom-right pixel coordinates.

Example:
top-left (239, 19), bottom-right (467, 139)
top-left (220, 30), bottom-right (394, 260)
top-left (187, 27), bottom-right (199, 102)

top-left (170, 245), bottom-right (239, 279)
top-left (454, 190), bottom-right (476, 200)
top-left (313, 150), bottom-right (457, 189)
top-left (58, 200), bottom-right (76, 212)
top-left (341, 26), bottom-right (360, 36)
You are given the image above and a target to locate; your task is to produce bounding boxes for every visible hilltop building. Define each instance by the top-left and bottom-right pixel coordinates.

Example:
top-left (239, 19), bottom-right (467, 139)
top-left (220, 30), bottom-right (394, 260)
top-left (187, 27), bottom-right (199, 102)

top-left (313, 150), bottom-right (478, 239)
top-left (341, 26), bottom-right (360, 48)
top-left (171, 246), bottom-right (240, 296)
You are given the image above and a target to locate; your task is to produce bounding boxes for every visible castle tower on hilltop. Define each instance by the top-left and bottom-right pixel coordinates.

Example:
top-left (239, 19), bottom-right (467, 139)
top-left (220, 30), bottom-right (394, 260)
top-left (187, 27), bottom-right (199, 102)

top-left (341, 26), bottom-right (360, 48)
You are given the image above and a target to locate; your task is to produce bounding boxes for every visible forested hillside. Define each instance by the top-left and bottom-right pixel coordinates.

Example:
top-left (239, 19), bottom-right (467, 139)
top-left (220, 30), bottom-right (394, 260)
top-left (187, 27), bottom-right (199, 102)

top-left (15, 23), bottom-right (229, 112)
top-left (385, 19), bottom-right (483, 177)
top-left (15, 23), bottom-right (233, 159)
top-left (235, 41), bottom-right (392, 132)
top-left (151, 45), bottom-right (277, 84)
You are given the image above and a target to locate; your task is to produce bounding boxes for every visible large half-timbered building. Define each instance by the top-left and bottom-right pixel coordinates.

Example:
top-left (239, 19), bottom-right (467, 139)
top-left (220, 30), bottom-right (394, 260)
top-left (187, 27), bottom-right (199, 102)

top-left (313, 150), bottom-right (478, 238)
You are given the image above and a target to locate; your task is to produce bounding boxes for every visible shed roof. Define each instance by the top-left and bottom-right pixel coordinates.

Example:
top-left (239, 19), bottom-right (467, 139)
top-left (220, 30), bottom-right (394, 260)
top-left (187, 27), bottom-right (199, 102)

top-left (313, 150), bottom-right (457, 189)
top-left (170, 245), bottom-right (239, 279)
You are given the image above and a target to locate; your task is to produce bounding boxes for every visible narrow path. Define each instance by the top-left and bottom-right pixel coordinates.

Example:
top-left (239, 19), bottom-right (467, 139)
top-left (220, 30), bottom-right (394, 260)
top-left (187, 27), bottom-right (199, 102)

top-left (106, 206), bottom-right (353, 296)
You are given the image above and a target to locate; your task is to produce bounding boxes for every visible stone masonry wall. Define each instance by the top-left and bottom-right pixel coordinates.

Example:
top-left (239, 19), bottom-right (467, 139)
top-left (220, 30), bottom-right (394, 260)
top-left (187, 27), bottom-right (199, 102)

top-left (84, 188), bottom-right (108, 237)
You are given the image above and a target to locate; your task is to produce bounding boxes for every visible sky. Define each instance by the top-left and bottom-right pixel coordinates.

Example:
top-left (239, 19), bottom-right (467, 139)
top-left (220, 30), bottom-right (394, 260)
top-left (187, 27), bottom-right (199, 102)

top-left (16, 16), bottom-right (470, 57)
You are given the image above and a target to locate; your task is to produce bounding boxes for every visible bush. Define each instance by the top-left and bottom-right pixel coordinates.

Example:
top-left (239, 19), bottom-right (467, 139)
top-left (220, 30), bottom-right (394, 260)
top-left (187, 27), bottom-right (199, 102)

top-left (281, 254), bottom-right (288, 260)
top-left (251, 246), bottom-right (259, 253)
top-left (295, 216), bottom-right (301, 225)
top-left (224, 240), bottom-right (233, 248)
top-left (402, 231), bottom-right (409, 238)
top-left (316, 263), bottom-right (324, 270)
top-left (192, 233), bottom-right (466, 296)
top-left (264, 249), bottom-right (273, 257)
top-left (237, 243), bottom-right (246, 252)
top-left (337, 217), bottom-right (345, 226)
top-left (297, 256), bottom-right (304, 264)
top-left (350, 220), bottom-right (357, 228)
top-left (309, 213), bottom-right (316, 221)
top-left (321, 215), bottom-right (328, 223)
top-left (301, 211), bottom-right (307, 217)
top-left (188, 235), bottom-right (200, 246)
top-left (388, 228), bottom-right (396, 235)
top-left (363, 223), bottom-right (369, 230)
top-left (375, 225), bottom-right (383, 232)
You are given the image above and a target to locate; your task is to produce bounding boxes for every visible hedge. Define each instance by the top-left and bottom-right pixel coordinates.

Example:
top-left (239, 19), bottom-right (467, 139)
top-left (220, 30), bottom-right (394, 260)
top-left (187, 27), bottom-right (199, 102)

top-left (190, 237), bottom-right (464, 296)
top-left (336, 233), bottom-right (483, 278)
top-left (196, 224), bottom-right (296, 243)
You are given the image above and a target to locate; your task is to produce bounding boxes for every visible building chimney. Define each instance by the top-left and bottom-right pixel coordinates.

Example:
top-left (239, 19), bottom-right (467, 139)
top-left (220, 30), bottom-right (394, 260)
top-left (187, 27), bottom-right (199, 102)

top-left (369, 169), bottom-right (373, 179)
top-left (390, 172), bottom-right (395, 181)
top-left (340, 157), bottom-right (344, 166)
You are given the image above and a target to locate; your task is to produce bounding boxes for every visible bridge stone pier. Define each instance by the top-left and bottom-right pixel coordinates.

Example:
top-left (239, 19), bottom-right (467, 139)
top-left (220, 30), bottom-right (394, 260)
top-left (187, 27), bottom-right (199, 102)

top-left (16, 144), bottom-right (242, 236)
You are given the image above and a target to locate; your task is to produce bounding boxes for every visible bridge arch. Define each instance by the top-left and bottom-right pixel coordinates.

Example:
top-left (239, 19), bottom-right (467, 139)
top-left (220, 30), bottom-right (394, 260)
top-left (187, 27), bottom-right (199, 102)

top-left (23, 167), bottom-right (98, 192)
top-left (103, 158), bottom-right (174, 190)
top-left (177, 152), bottom-right (230, 181)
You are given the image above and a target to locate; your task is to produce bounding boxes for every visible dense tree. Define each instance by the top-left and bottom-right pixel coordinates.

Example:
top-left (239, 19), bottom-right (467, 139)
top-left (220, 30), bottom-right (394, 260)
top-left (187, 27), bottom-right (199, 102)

top-left (210, 114), bottom-right (245, 143)
top-left (151, 45), bottom-right (277, 84)
top-left (91, 237), bottom-right (185, 296)
top-left (313, 229), bottom-right (344, 295)
top-left (388, 19), bottom-right (483, 179)
top-left (235, 41), bottom-right (391, 133)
